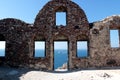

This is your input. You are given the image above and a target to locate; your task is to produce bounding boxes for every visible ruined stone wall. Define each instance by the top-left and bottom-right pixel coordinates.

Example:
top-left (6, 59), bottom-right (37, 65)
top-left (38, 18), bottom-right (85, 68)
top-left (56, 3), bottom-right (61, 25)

top-left (0, 18), bottom-right (31, 66)
top-left (0, 0), bottom-right (120, 71)
top-left (72, 16), bottom-right (120, 70)
top-left (34, 0), bottom-right (89, 70)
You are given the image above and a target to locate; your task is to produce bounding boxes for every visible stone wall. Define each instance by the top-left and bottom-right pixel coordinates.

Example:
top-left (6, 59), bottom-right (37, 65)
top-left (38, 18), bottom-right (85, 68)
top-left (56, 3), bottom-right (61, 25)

top-left (72, 15), bottom-right (120, 70)
top-left (0, 0), bottom-right (120, 71)
top-left (34, 0), bottom-right (89, 70)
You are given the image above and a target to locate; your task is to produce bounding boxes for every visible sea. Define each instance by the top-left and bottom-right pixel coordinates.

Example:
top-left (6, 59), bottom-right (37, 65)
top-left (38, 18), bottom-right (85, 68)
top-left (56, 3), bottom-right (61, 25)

top-left (0, 49), bottom-right (87, 69)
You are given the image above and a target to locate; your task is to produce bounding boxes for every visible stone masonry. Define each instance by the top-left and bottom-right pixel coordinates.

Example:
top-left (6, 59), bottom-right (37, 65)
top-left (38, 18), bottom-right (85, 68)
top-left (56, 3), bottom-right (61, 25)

top-left (0, 0), bottom-right (120, 70)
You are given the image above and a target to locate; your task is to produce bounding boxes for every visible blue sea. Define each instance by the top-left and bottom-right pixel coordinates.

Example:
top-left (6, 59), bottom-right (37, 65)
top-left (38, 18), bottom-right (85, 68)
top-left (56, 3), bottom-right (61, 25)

top-left (54, 49), bottom-right (87, 69)
top-left (0, 49), bottom-right (87, 69)
top-left (32, 49), bottom-right (88, 69)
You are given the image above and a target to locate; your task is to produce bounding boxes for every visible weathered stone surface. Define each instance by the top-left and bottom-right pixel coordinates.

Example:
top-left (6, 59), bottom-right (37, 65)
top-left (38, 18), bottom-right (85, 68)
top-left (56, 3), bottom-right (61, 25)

top-left (76, 15), bottom-right (120, 70)
top-left (0, 0), bottom-right (120, 71)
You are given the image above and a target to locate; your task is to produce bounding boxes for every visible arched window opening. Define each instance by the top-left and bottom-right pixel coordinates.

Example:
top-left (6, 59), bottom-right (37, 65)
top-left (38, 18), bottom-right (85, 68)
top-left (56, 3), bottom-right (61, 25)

top-left (55, 6), bottom-right (67, 26)
top-left (56, 12), bottom-right (66, 26)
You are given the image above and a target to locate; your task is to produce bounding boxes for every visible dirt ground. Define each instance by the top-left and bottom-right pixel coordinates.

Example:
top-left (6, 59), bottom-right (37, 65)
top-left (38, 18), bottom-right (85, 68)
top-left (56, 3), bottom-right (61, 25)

top-left (0, 66), bottom-right (120, 80)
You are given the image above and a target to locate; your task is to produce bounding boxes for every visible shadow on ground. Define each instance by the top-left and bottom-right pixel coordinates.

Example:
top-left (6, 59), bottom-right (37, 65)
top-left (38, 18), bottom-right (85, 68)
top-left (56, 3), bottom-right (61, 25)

top-left (0, 65), bottom-right (37, 80)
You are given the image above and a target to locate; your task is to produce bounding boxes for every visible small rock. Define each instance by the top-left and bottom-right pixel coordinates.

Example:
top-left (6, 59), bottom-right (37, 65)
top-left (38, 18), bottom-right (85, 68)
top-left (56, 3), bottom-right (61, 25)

top-left (103, 73), bottom-right (111, 78)
top-left (58, 63), bottom-right (67, 69)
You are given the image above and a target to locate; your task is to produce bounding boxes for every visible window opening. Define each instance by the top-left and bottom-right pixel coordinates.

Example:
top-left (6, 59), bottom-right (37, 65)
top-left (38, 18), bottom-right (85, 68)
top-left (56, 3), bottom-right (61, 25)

top-left (77, 41), bottom-right (88, 58)
top-left (34, 41), bottom-right (45, 57)
top-left (0, 41), bottom-right (5, 57)
top-left (54, 41), bottom-right (68, 71)
top-left (56, 12), bottom-right (66, 26)
top-left (110, 30), bottom-right (119, 48)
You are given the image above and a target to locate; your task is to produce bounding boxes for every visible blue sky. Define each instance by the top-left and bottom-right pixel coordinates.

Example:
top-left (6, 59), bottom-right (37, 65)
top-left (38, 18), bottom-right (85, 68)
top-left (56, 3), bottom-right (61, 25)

top-left (0, 0), bottom-right (120, 23)
top-left (0, 0), bottom-right (120, 49)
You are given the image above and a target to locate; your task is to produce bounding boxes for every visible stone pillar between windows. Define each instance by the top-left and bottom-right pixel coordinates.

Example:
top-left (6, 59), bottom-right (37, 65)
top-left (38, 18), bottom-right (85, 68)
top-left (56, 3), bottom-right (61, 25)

top-left (69, 38), bottom-right (76, 70)
top-left (46, 39), bottom-right (53, 70)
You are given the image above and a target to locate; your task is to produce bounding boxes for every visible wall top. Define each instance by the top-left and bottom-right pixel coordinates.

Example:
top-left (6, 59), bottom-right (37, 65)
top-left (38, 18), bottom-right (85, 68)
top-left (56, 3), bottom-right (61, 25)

top-left (0, 18), bottom-right (29, 26)
top-left (34, 0), bottom-right (89, 29)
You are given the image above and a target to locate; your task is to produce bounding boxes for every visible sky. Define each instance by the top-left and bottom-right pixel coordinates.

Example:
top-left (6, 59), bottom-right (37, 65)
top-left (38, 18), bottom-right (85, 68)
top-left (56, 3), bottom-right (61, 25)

top-left (0, 0), bottom-right (120, 50)
top-left (0, 0), bottom-right (120, 23)
top-left (0, 41), bottom-right (5, 49)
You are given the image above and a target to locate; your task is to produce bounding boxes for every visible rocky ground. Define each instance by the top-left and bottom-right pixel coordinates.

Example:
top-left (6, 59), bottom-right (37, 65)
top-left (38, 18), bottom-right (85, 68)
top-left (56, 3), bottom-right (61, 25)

top-left (0, 66), bottom-right (120, 80)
